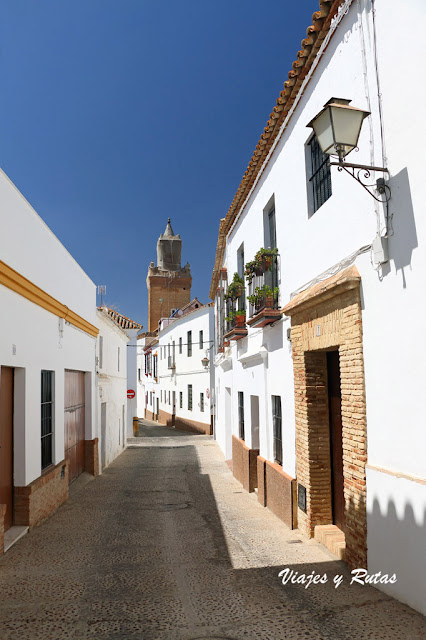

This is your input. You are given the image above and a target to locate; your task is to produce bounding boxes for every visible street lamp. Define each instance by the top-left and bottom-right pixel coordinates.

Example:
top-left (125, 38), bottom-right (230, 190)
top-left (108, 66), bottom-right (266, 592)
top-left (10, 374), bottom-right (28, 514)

top-left (307, 98), bottom-right (390, 202)
top-left (201, 356), bottom-right (209, 369)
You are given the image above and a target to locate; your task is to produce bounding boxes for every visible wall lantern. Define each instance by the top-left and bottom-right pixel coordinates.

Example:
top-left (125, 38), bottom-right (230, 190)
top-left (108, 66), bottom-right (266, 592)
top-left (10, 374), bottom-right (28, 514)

top-left (307, 98), bottom-right (390, 202)
top-left (201, 356), bottom-right (209, 369)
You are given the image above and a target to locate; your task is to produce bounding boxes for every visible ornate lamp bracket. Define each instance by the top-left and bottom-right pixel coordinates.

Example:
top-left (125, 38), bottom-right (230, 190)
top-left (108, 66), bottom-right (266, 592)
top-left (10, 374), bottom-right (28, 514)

top-left (329, 161), bottom-right (391, 203)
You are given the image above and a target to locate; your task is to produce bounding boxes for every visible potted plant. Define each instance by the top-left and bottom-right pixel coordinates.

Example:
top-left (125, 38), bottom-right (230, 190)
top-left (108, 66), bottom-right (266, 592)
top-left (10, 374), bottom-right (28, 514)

top-left (223, 339), bottom-right (230, 348)
top-left (225, 310), bottom-right (237, 325)
top-left (244, 259), bottom-right (257, 285)
top-left (255, 247), bottom-right (278, 273)
top-left (236, 309), bottom-right (246, 327)
top-left (247, 285), bottom-right (279, 310)
top-left (227, 272), bottom-right (245, 299)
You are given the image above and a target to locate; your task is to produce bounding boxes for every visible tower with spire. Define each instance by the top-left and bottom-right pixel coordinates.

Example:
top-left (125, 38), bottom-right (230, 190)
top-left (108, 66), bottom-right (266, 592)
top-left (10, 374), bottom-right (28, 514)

top-left (146, 218), bottom-right (192, 331)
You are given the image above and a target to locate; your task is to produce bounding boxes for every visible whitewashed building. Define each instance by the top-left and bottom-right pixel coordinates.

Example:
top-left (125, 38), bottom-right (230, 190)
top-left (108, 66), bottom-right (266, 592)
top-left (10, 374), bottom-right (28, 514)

top-left (97, 308), bottom-right (142, 437)
top-left (0, 169), bottom-right (99, 552)
top-left (210, 0), bottom-right (426, 615)
top-left (96, 308), bottom-right (129, 470)
top-left (138, 301), bottom-right (214, 434)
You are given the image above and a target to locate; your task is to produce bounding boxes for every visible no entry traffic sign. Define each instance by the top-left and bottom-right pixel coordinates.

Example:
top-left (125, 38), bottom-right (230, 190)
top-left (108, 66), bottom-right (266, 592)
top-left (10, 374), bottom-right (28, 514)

top-left (127, 389), bottom-right (135, 399)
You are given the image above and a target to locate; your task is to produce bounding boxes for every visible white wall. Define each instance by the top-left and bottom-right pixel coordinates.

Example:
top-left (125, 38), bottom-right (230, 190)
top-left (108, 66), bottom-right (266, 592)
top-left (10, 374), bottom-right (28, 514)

top-left (212, 0), bottom-right (426, 614)
top-left (158, 306), bottom-right (213, 427)
top-left (96, 311), bottom-right (128, 469)
top-left (0, 170), bottom-right (97, 486)
top-left (125, 329), bottom-right (139, 436)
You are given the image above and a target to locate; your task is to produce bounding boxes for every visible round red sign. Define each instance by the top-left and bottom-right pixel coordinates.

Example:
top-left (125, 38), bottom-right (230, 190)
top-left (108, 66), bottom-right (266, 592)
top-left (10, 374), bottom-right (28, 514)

top-left (127, 389), bottom-right (135, 399)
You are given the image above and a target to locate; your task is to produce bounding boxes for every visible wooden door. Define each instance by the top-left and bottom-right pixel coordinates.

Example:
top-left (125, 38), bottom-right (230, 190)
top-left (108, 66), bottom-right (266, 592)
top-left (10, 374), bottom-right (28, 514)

top-left (64, 371), bottom-right (85, 483)
top-left (327, 351), bottom-right (345, 531)
top-left (100, 402), bottom-right (107, 470)
top-left (0, 367), bottom-right (14, 531)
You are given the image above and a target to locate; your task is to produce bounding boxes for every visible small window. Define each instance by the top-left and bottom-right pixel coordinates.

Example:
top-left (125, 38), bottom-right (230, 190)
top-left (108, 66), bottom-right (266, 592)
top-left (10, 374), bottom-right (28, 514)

top-left (308, 134), bottom-right (332, 214)
top-left (161, 390), bottom-right (162, 402)
top-left (179, 337), bottom-right (182, 354)
top-left (238, 391), bottom-right (244, 441)
top-left (138, 368), bottom-right (141, 382)
top-left (118, 347), bottom-right (120, 372)
top-left (188, 384), bottom-right (193, 411)
top-left (179, 391), bottom-right (183, 408)
top-left (200, 392), bottom-right (204, 412)
top-left (150, 391), bottom-right (152, 405)
top-left (187, 331), bottom-right (192, 357)
top-left (272, 395), bottom-right (282, 465)
top-left (153, 354), bottom-right (157, 378)
top-left (199, 330), bottom-right (203, 348)
top-left (41, 370), bottom-right (54, 470)
top-left (168, 390), bottom-right (171, 405)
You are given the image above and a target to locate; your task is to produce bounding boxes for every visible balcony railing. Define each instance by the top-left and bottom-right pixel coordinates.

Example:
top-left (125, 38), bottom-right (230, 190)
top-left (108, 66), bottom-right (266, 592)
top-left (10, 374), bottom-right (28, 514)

top-left (247, 253), bottom-right (279, 318)
top-left (167, 356), bottom-right (176, 369)
top-left (225, 289), bottom-right (246, 334)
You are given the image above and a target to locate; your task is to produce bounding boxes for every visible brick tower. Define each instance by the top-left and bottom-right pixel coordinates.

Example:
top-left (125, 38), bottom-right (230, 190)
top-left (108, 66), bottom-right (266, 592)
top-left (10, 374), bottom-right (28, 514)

top-left (146, 218), bottom-right (192, 331)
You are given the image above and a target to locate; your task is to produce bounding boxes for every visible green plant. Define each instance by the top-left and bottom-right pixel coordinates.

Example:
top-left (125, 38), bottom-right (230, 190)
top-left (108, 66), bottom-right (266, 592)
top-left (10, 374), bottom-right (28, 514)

top-left (236, 309), bottom-right (246, 317)
top-left (226, 272), bottom-right (245, 299)
top-left (247, 285), bottom-right (279, 308)
top-left (225, 310), bottom-right (236, 323)
top-left (245, 248), bottom-right (278, 284)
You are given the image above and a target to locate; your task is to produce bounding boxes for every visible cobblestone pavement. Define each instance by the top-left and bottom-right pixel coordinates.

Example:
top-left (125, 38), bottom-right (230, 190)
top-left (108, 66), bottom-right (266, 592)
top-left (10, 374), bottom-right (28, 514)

top-left (0, 419), bottom-right (425, 640)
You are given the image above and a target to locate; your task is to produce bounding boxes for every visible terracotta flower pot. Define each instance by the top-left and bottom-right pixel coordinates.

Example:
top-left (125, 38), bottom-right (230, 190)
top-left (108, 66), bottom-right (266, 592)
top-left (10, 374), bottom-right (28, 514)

top-left (236, 314), bottom-right (246, 327)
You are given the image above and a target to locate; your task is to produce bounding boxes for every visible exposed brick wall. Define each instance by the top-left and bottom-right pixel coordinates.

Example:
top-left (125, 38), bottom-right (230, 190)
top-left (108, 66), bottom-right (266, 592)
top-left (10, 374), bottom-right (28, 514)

top-left (147, 272), bottom-right (192, 332)
top-left (157, 408), bottom-right (211, 435)
top-left (14, 461), bottom-right (69, 529)
top-left (232, 435), bottom-right (259, 493)
top-left (85, 438), bottom-right (99, 476)
top-left (285, 269), bottom-right (367, 568)
top-left (0, 504), bottom-right (6, 555)
top-left (265, 461), bottom-right (297, 529)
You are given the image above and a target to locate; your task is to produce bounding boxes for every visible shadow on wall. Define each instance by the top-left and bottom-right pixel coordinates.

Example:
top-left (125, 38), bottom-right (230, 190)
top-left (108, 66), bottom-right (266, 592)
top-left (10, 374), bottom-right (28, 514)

top-left (386, 167), bottom-right (418, 288)
top-left (367, 495), bottom-right (426, 616)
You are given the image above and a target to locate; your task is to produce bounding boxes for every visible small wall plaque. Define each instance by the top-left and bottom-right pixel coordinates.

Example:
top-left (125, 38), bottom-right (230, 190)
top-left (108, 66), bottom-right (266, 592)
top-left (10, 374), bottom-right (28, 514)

top-left (298, 483), bottom-right (307, 512)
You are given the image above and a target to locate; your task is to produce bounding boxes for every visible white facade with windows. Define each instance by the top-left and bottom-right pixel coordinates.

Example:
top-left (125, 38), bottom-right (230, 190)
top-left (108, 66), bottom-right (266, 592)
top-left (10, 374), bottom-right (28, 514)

top-left (157, 304), bottom-right (214, 433)
top-left (0, 169), bottom-right (99, 540)
top-left (212, 0), bottom-right (426, 615)
top-left (96, 309), bottom-right (129, 470)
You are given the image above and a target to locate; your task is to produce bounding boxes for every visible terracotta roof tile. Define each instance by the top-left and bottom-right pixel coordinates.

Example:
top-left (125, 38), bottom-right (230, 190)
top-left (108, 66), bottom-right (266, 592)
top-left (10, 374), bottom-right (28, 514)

top-left (209, 0), bottom-right (344, 299)
top-left (98, 307), bottom-right (143, 330)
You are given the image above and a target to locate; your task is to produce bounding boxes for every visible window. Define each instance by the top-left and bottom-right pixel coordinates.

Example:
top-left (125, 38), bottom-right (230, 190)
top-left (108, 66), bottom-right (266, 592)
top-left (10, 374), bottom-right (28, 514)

top-left (41, 370), bottom-right (54, 470)
top-left (99, 336), bottom-right (103, 369)
top-left (118, 347), bottom-right (120, 372)
top-left (161, 390), bottom-right (162, 402)
top-left (272, 395), bottom-right (282, 465)
top-left (179, 337), bottom-right (182, 354)
top-left (150, 391), bottom-right (152, 405)
top-left (187, 331), bottom-right (192, 357)
top-left (199, 330), bottom-right (203, 348)
top-left (153, 354), bottom-right (158, 379)
top-left (168, 390), bottom-right (171, 405)
top-left (308, 134), bottom-right (332, 213)
top-left (268, 207), bottom-right (277, 249)
top-left (138, 368), bottom-right (141, 382)
top-left (238, 391), bottom-right (245, 441)
top-left (188, 384), bottom-right (193, 410)
top-left (179, 391), bottom-right (183, 408)
top-left (200, 392), bottom-right (204, 412)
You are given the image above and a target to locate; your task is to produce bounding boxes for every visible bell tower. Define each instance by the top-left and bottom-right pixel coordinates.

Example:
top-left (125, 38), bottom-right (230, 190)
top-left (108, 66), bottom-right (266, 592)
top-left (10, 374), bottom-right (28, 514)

top-left (146, 218), bottom-right (192, 331)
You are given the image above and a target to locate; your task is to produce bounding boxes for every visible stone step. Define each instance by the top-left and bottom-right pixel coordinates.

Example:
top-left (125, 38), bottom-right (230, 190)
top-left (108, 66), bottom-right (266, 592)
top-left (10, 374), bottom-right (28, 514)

top-left (314, 524), bottom-right (346, 561)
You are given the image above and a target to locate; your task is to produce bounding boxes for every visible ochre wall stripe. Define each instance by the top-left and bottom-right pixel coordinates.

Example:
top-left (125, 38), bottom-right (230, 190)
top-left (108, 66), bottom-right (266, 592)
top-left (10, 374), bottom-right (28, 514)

top-left (0, 260), bottom-right (99, 338)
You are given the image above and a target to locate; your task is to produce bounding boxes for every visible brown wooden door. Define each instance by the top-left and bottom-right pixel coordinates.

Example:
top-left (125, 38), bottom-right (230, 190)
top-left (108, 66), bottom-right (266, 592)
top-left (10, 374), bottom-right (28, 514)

top-left (64, 371), bottom-right (85, 484)
top-left (0, 367), bottom-right (14, 531)
top-left (327, 351), bottom-right (345, 532)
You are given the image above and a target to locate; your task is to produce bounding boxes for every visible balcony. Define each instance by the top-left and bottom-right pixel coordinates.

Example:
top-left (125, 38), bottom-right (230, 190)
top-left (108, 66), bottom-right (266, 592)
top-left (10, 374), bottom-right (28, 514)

top-left (246, 250), bottom-right (282, 329)
top-left (223, 293), bottom-right (247, 342)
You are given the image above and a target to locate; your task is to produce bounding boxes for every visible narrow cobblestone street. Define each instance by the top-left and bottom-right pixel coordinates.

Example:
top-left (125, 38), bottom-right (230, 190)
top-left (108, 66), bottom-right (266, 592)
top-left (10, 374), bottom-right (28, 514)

top-left (0, 420), bottom-right (424, 640)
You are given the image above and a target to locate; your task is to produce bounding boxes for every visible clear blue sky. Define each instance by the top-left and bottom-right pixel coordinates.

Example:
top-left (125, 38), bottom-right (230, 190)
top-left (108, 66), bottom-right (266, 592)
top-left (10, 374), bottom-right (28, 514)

top-left (1, 0), bottom-right (319, 328)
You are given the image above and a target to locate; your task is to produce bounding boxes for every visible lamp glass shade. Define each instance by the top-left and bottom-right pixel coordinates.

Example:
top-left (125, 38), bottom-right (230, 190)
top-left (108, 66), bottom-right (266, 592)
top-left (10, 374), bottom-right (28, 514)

top-left (311, 107), bottom-right (335, 155)
top-left (329, 105), bottom-right (367, 157)
top-left (308, 99), bottom-right (370, 159)
top-left (201, 357), bottom-right (209, 368)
